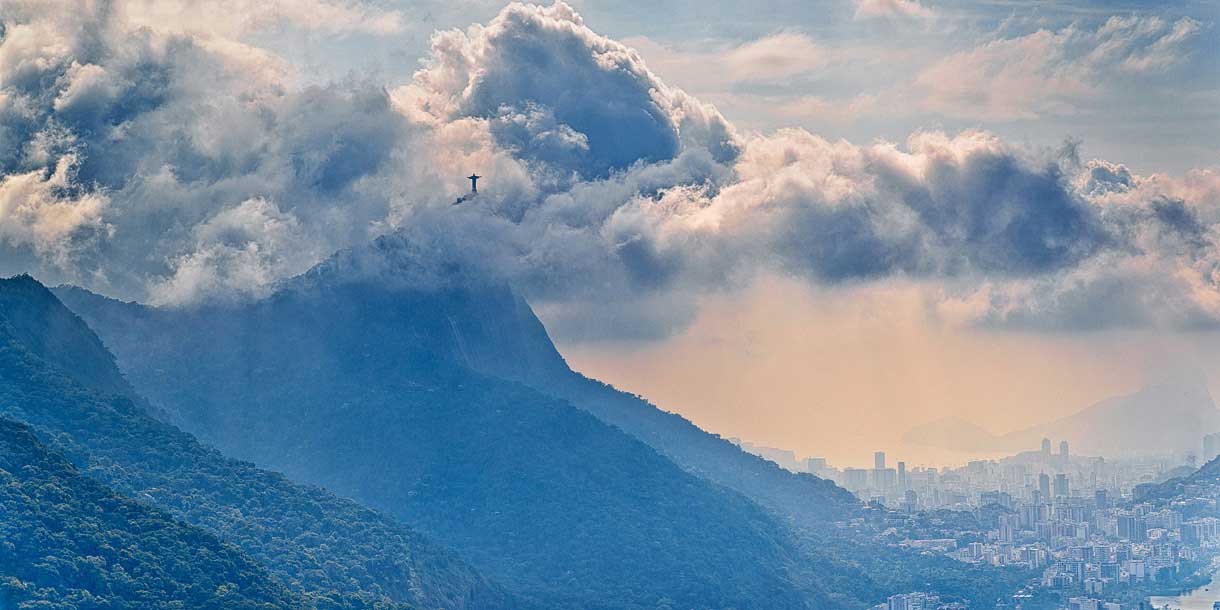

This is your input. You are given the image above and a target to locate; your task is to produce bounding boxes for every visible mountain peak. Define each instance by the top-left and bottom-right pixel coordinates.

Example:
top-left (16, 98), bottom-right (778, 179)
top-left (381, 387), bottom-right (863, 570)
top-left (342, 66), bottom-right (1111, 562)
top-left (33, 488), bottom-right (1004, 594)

top-left (902, 415), bottom-right (1002, 453)
top-left (1003, 375), bottom-right (1220, 456)
top-left (291, 231), bottom-right (491, 294)
top-left (0, 274), bottom-right (135, 398)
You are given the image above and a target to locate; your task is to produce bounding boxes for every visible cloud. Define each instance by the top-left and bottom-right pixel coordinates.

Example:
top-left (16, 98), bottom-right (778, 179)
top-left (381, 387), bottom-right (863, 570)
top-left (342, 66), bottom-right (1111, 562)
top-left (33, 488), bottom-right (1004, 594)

top-left (399, 2), bottom-right (740, 180)
top-left (625, 33), bottom-right (824, 89)
top-left (0, 153), bottom-right (110, 268)
top-left (1, 0), bottom-right (1218, 339)
top-left (149, 197), bottom-right (316, 306)
top-left (0, 0), bottom-right (418, 297)
top-left (852, 0), bottom-right (932, 21)
top-left (914, 16), bottom-right (1202, 120)
top-left (739, 129), bottom-right (1104, 278)
top-left (1109, 15), bottom-right (1202, 73)
top-left (119, 0), bottom-right (406, 37)
top-left (940, 163), bottom-right (1220, 331)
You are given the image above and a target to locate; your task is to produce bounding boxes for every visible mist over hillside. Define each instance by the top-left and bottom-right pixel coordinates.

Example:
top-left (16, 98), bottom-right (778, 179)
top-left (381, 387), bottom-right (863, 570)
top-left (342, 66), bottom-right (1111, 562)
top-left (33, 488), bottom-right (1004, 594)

top-left (904, 372), bottom-right (1220, 458)
top-left (56, 236), bottom-right (1026, 610)
top-left (0, 275), bottom-right (513, 610)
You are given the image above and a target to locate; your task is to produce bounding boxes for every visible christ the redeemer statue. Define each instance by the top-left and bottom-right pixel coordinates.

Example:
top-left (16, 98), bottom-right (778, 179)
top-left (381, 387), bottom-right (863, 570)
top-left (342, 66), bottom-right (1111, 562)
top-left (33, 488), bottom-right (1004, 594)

top-left (468, 174), bottom-right (481, 193)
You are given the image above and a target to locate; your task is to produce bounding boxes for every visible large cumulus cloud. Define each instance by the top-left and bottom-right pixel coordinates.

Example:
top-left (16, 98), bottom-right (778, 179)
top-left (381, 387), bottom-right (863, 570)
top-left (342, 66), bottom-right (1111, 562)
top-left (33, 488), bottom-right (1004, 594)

top-left (400, 2), bottom-right (739, 182)
top-left (1, 0), bottom-right (1218, 339)
top-left (946, 164), bottom-right (1220, 331)
top-left (0, 0), bottom-right (418, 302)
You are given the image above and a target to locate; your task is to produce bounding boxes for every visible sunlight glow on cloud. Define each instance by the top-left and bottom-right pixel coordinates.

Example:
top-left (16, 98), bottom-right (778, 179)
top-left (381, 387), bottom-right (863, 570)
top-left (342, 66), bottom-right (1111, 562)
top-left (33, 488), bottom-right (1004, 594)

top-left (852, 0), bottom-right (933, 21)
top-left (625, 32), bottom-right (824, 88)
top-left (0, 0), bottom-right (1217, 340)
top-left (914, 15), bottom-right (1202, 121)
top-left (121, 0), bottom-right (407, 36)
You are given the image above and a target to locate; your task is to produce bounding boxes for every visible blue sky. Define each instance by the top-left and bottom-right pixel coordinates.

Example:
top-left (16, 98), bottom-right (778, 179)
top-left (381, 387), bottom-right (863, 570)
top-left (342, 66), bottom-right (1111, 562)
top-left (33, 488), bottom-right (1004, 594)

top-left (254, 0), bottom-right (1218, 174)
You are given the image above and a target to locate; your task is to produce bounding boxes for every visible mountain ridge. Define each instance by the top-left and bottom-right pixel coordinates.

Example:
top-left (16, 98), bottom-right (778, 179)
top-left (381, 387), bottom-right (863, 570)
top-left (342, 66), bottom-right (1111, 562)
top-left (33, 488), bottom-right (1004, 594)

top-left (0, 275), bottom-right (516, 610)
top-left (0, 416), bottom-right (308, 610)
top-left (54, 266), bottom-right (826, 610)
top-left (54, 234), bottom-right (1031, 610)
top-left (903, 374), bottom-right (1220, 458)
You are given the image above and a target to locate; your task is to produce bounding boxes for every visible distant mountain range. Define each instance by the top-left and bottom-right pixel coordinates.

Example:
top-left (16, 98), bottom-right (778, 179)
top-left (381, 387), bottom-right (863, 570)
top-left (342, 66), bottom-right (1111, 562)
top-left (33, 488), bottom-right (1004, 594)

top-left (0, 233), bottom-right (1030, 610)
top-left (904, 373), bottom-right (1220, 457)
top-left (0, 274), bottom-right (511, 610)
top-left (52, 233), bottom-right (1027, 609)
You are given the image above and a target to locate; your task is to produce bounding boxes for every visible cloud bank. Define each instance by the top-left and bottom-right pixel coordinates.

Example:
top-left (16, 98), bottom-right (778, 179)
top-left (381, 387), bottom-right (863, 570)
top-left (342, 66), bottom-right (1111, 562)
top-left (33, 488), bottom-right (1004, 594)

top-left (1, 0), bottom-right (1217, 339)
top-left (915, 15), bottom-right (1202, 120)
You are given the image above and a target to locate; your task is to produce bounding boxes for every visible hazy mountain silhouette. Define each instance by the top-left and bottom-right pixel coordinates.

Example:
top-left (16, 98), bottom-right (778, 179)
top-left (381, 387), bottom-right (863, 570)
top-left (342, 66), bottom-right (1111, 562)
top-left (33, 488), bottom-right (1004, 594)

top-left (55, 242), bottom-right (823, 610)
top-left (904, 372), bottom-right (1220, 457)
top-left (57, 233), bottom-right (1024, 610)
top-left (0, 275), bottom-right (513, 610)
top-left (1005, 372), bottom-right (1219, 456)
top-left (902, 417), bottom-right (1005, 454)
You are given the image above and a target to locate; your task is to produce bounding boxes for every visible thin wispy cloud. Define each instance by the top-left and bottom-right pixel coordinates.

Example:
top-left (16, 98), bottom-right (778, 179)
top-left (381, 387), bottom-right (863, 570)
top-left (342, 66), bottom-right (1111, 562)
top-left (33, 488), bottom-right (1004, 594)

top-left (121, 0), bottom-right (408, 36)
top-left (915, 15), bottom-right (1202, 120)
top-left (852, 0), bottom-right (933, 21)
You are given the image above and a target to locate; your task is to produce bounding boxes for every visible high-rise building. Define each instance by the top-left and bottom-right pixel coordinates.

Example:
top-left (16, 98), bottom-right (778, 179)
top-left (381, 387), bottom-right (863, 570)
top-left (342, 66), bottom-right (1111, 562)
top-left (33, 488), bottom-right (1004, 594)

top-left (1059, 440), bottom-right (1070, 463)
top-left (874, 451), bottom-right (886, 470)
top-left (897, 461), bottom-right (907, 489)
top-left (1042, 438), bottom-right (1052, 456)
top-left (1094, 489), bottom-right (1108, 509)
top-left (872, 468), bottom-right (897, 490)
top-left (1117, 515), bottom-right (1148, 542)
top-left (1054, 473), bottom-right (1069, 498)
top-left (1039, 472), bottom-right (1051, 499)
top-left (887, 593), bottom-right (927, 610)
top-left (1204, 432), bottom-right (1220, 463)
top-left (843, 468), bottom-right (869, 491)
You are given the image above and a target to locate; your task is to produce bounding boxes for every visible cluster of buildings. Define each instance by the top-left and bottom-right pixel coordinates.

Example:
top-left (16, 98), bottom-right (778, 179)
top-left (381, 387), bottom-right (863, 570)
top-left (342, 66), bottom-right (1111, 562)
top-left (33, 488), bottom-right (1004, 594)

top-left (799, 440), bottom-right (1191, 513)
top-left (869, 592), bottom-right (964, 610)
top-left (887, 502), bottom-right (1220, 608)
top-left (1063, 598), bottom-right (1121, 610)
top-left (732, 435), bottom-right (1220, 609)
top-left (886, 444), bottom-right (1220, 608)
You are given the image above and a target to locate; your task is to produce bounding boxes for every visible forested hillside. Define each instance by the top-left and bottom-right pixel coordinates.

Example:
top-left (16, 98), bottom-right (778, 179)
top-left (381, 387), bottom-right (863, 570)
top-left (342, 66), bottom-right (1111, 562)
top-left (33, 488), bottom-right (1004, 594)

top-left (0, 275), bottom-right (512, 610)
top-left (55, 271), bottom-right (824, 610)
top-left (0, 417), bottom-right (306, 610)
top-left (56, 238), bottom-right (1033, 610)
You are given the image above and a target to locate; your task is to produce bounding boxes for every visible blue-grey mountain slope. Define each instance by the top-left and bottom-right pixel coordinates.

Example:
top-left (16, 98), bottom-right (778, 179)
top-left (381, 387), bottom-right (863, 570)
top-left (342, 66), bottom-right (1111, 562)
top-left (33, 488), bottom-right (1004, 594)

top-left (0, 417), bottom-right (307, 610)
top-left (0, 274), bottom-right (513, 610)
top-left (57, 235), bottom-right (1032, 610)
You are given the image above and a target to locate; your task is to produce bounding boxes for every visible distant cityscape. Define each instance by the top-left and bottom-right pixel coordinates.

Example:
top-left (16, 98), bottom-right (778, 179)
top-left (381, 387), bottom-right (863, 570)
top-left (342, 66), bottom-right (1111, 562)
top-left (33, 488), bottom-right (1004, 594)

top-left (731, 434), bottom-right (1220, 610)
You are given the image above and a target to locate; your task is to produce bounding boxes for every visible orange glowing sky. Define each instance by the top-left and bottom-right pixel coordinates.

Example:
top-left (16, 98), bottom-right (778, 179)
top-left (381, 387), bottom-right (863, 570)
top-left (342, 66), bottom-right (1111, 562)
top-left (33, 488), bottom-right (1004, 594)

top-left (555, 275), bottom-right (1220, 470)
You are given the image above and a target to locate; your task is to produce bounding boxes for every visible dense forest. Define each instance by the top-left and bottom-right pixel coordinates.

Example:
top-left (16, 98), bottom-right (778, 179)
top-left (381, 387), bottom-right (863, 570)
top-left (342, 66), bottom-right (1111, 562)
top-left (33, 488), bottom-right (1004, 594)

top-left (0, 417), bottom-right (305, 610)
top-left (0, 275), bottom-right (512, 610)
top-left (56, 270), bottom-right (822, 610)
top-left (58, 240), bottom-right (1034, 610)
top-left (0, 258), bottom-right (1037, 610)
